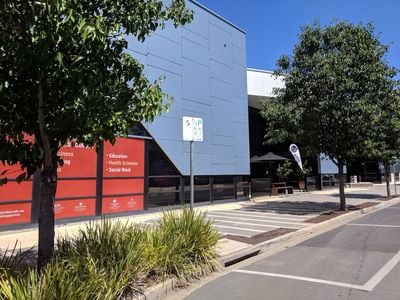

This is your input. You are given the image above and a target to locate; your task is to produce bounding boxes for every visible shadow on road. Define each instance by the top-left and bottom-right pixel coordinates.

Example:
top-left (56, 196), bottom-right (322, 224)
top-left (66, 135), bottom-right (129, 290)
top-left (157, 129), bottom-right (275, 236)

top-left (238, 201), bottom-right (341, 215)
top-left (329, 193), bottom-right (382, 199)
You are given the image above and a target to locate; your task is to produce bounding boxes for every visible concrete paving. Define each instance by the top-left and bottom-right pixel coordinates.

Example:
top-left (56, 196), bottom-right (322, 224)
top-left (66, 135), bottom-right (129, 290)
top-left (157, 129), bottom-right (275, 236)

top-left (184, 201), bottom-right (400, 300)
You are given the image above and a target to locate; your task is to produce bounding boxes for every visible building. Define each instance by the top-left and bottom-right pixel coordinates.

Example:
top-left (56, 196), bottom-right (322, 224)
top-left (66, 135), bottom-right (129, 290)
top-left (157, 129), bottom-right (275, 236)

top-left (0, 0), bottom-right (251, 228)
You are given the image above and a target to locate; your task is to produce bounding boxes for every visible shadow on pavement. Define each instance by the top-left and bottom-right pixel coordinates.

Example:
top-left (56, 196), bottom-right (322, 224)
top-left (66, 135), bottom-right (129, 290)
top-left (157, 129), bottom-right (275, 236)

top-left (329, 193), bottom-right (382, 199)
top-left (238, 201), bottom-right (341, 215)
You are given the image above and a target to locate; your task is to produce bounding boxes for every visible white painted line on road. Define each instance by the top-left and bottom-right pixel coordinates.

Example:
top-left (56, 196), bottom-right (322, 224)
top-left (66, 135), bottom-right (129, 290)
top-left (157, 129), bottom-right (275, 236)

top-left (208, 211), bottom-right (311, 222)
top-left (214, 220), bottom-right (300, 229)
top-left (224, 210), bottom-right (312, 219)
top-left (208, 214), bottom-right (308, 226)
top-left (363, 251), bottom-right (400, 291)
top-left (347, 224), bottom-right (400, 228)
top-left (231, 269), bottom-right (367, 291)
top-left (214, 225), bottom-right (265, 233)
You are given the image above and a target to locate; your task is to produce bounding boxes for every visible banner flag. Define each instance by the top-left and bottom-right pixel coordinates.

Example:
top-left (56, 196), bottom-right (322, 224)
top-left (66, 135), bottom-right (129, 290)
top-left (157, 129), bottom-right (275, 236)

top-left (289, 144), bottom-right (303, 171)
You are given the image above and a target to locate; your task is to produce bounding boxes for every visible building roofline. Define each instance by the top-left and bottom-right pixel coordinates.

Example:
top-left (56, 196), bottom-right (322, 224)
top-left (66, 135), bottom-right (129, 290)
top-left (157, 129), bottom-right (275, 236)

top-left (247, 68), bottom-right (275, 74)
top-left (189, 0), bottom-right (246, 34)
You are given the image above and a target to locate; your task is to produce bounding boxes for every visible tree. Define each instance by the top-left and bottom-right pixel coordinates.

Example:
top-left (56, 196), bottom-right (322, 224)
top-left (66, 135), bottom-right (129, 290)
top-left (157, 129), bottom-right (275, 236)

top-left (0, 0), bottom-right (192, 269)
top-left (365, 88), bottom-right (400, 198)
top-left (261, 21), bottom-right (398, 210)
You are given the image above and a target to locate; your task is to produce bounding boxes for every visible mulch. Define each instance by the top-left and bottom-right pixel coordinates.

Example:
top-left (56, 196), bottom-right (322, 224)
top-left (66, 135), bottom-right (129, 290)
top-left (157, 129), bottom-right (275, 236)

top-left (304, 202), bottom-right (379, 223)
top-left (378, 194), bottom-right (400, 201)
top-left (224, 228), bottom-right (296, 245)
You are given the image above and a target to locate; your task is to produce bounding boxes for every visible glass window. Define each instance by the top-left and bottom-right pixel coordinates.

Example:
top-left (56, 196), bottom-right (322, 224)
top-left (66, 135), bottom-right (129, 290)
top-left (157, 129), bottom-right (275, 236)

top-left (184, 176), bottom-right (210, 203)
top-left (236, 176), bottom-right (250, 199)
top-left (148, 177), bottom-right (181, 207)
top-left (212, 176), bottom-right (235, 201)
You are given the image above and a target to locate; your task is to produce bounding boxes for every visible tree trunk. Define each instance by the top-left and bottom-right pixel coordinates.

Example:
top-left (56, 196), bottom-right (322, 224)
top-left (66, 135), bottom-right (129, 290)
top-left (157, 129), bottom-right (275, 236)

top-left (37, 165), bottom-right (57, 270)
top-left (385, 163), bottom-right (391, 198)
top-left (37, 79), bottom-right (57, 270)
top-left (338, 162), bottom-right (347, 211)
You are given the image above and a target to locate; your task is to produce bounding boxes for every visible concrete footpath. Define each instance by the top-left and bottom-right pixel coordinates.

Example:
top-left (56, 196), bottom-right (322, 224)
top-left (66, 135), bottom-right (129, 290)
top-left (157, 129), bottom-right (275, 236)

top-left (1, 184), bottom-right (399, 299)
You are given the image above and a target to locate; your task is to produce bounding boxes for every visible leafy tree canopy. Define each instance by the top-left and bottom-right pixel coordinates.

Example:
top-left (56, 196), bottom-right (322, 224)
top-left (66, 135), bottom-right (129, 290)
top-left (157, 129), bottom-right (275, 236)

top-left (0, 0), bottom-right (192, 179)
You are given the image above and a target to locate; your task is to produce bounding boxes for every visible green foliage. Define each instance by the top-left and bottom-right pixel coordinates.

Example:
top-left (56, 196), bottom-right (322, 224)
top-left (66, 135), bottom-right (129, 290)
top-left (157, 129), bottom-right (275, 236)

top-left (276, 160), bottom-right (293, 182)
top-left (262, 20), bottom-right (399, 166)
top-left (148, 208), bottom-right (220, 281)
top-left (0, 210), bottom-right (220, 299)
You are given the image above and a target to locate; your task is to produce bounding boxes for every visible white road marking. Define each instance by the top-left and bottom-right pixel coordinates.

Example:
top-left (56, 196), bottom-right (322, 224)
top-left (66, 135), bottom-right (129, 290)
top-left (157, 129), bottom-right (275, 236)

top-left (214, 225), bottom-right (265, 233)
top-left (231, 269), bottom-right (367, 291)
top-left (214, 220), bottom-right (300, 229)
top-left (208, 214), bottom-right (308, 226)
top-left (347, 224), bottom-right (400, 228)
top-left (232, 250), bottom-right (400, 292)
top-left (208, 211), bottom-right (311, 222)
top-left (220, 210), bottom-right (312, 219)
top-left (363, 251), bottom-right (400, 291)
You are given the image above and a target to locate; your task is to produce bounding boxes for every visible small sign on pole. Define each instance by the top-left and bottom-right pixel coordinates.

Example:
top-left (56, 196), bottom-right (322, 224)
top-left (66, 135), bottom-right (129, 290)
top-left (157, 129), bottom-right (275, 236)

top-left (183, 116), bottom-right (203, 211)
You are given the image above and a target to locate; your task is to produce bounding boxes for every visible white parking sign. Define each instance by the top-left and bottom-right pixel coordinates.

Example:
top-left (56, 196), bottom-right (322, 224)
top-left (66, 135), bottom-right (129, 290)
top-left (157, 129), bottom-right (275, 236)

top-left (183, 116), bottom-right (203, 142)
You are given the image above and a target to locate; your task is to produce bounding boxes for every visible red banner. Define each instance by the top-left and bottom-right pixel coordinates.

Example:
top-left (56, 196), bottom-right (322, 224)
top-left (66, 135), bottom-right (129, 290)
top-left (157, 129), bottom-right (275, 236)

top-left (102, 178), bottom-right (144, 195)
top-left (57, 143), bottom-right (97, 178)
top-left (0, 180), bottom-right (32, 202)
top-left (55, 199), bottom-right (96, 220)
top-left (103, 138), bottom-right (144, 177)
top-left (56, 179), bottom-right (96, 199)
top-left (102, 195), bottom-right (143, 214)
top-left (0, 203), bottom-right (31, 225)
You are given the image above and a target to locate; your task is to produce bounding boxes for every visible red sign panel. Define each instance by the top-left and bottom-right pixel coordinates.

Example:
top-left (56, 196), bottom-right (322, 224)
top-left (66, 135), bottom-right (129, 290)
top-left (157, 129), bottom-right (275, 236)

top-left (102, 195), bottom-right (143, 214)
top-left (57, 143), bottom-right (97, 178)
top-left (103, 138), bottom-right (144, 177)
top-left (0, 203), bottom-right (31, 225)
top-left (55, 199), bottom-right (96, 220)
top-left (56, 179), bottom-right (96, 199)
top-left (102, 178), bottom-right (144, 195)
top-left (0, 180), bottom-right (32, 202)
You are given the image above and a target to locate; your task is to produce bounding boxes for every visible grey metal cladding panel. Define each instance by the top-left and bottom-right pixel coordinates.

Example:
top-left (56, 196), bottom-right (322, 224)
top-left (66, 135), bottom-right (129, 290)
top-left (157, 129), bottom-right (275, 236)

top-left (210, 60), bottom-right (233, 84)
top-left (146, 116), bottom-right (181, 141)
top-left (182, 28), bottom-right (209, 49)
top-left (236, 156), bottom-right (250, 174)
top-left (212, 134), bottom-right (235, 146)
top-left (185, 1), bottom-right (210, 40)
top-left (146, 66), bottom-right (182, 119)
top-left (147, 54), bottom-right (182, 76)
top-left (210, 78), bottom-right (234, 102)
top-left (234, 112), bottom-right (247, 124)
top-left (209, 23), bottom-right (233, 67)
top-left (233, 46), bottom-right (246, 66)
top-left (211, 97), bottom-right (235, 137)
top-left (232, 29), bottom-right (246, 50)
top-left (126, 35), bottom-right (148, 54)
top-left (148, 34), bottom-right (182, 65)
top-left (182, 152), bottom-right (212, 175)
top-left (235, 121), bottom-right (250, 158)
top-left (154, 20), bottom-right (182, 44)
top-left (156, 138), bottom-right (185, 174)
top-left (212, 163), bottom-right (235, 175)
top-left (182, 99), bottom-right (211, 116)
top-left (233, 64), bottom-right (247, 97)
top-left (182, 37), bottom-right (210, 67)
top-left (234, 95), bottom-right (248, 115)
top-left (182, 58), bottom-right (210, 104)
top-left (212, 144), bottom-right (235, 164)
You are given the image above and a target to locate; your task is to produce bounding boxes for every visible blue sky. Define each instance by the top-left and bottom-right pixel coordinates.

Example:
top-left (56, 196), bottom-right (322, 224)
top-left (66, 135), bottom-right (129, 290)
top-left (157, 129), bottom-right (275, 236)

top-left (198, 0), bottom-right (399, 73)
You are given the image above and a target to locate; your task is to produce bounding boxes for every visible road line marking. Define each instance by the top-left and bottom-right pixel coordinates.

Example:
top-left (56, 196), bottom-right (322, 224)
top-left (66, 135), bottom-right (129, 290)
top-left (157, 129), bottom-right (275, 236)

top-left (347, 224), bottom-right (400, 228)
top-left (224, 210), bottom-right (313, 219)
top-left (214, 225), bottom-right (265, 233)
top-left (207, 214), bottom-right (308, 226)
top-left (231, 270), bottom-right (367, 291)
top-left (363, 251), bottom-right (400, 291)
top-left (214, 220), bottom-right (301, 229)
top-left (208, 211), bottom-right (311, 221)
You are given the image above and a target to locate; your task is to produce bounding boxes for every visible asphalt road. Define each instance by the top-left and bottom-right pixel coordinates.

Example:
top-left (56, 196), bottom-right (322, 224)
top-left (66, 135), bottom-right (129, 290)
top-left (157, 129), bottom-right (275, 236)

top-left (186, 202), bottom-right (400, 300)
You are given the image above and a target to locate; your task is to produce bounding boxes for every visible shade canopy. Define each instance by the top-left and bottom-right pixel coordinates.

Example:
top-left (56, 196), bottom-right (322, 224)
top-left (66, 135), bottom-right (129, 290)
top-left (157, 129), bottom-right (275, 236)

top-left (250, 152), bottom-right (289, 163)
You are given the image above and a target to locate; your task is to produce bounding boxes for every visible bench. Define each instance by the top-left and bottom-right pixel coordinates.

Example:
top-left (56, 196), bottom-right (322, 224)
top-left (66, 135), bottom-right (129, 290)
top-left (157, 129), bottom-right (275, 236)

top-left (271, 182), bottom-right (293, 196)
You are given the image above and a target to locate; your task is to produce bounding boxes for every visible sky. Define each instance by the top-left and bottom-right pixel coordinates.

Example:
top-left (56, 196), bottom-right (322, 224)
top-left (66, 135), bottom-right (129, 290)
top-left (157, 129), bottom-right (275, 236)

top-left (197, 0), bottom-right (399, 73)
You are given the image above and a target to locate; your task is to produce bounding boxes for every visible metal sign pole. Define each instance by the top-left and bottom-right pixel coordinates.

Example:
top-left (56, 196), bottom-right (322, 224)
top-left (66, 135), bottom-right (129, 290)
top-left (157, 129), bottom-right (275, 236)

top-left (190, 140), bottom-right (194, 211)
